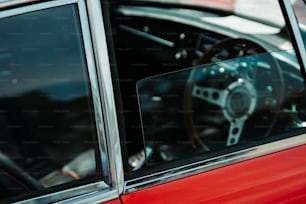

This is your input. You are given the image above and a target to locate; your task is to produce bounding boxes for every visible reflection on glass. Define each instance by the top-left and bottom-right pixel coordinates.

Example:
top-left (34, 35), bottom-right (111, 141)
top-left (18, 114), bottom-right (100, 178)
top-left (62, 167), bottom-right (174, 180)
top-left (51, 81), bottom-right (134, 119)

top-left (292, 0), bottom-right (306, 48)
top-left (137, 50), bottom-right (306, 165)
top-left (0, 5), bottom-right (98, 200)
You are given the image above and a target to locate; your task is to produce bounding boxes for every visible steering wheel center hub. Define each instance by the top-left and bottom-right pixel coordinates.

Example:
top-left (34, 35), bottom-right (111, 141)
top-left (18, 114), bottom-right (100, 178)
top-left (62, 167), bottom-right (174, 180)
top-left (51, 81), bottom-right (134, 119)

top-left (223, 79), bottom-right (257, 121)
top-left (227, 87), bottom-right (251, 118)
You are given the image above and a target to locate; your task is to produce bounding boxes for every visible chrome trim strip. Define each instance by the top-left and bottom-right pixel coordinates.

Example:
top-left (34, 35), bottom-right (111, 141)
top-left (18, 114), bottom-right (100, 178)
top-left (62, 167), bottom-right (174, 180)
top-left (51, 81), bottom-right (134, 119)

top-left (78, 0), bottom-right (111, 186)
top-left (16, 182), bottom-right (110, 204)
top-left (0, 0), bottom-right (77, 18)
top-left (124, 133), bottom-right (306, 193)
top-left (281, 0), bottom-right (306, 71)
top-left (55, 189), bottom-right (118, 204)
top-left (0, 0), bottom-right (118, 203)
top-left (119, 24), bottom-right (175, 47)
top-left (86, 0), bottom-right (124, 195)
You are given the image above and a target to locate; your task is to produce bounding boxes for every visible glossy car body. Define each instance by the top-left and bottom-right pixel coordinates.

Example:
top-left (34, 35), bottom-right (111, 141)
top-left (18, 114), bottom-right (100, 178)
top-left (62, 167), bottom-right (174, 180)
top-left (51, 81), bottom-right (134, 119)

top-left (0, 0), bottom-right (306, 203)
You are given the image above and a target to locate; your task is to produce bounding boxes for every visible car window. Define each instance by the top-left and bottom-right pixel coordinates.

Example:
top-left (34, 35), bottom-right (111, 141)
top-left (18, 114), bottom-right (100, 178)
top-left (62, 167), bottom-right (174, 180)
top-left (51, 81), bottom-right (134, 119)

top-left (137, 49), bottom-right (305, 165)
top-left (0, 2), bottom-right (107, 202)
top-left (112, 0), bottom-right (306, 172)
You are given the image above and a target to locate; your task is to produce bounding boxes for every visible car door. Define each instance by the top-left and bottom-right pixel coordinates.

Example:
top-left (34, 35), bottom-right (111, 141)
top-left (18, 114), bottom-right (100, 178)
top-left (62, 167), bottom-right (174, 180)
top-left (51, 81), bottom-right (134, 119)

top-left (0, 0), bottom-right (122, 203)
top-left (103, 0), bottom-right (306, 203)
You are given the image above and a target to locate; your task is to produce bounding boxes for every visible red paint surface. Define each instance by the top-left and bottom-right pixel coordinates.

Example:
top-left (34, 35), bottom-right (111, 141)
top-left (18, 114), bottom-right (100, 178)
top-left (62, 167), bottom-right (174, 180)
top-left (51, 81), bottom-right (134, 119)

top-left (121, 145), bottom-right (306, 204)
top-left (103, 199), bottom-right (121, 204)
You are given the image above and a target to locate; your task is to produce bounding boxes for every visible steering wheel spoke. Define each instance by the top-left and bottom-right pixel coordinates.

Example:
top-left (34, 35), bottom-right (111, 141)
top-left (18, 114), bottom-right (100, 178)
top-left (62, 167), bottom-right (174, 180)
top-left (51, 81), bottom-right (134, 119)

top-left (227, 120), bottom-right (245, 146)
top-left (192, 85), bottom-right (228, 108)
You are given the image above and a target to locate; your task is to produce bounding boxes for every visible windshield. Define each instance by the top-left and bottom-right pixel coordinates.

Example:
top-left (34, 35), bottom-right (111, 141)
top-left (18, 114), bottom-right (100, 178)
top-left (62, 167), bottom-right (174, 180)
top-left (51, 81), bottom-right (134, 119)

top-left (130, 0), bottom-right (286, 26)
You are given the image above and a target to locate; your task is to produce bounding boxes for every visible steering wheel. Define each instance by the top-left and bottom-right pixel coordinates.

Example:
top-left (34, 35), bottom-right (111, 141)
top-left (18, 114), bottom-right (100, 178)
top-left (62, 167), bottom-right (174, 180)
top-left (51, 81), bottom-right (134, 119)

top-left (184, 38), bottom-right (284, 150)
top-left (0, 151), bottom-right (44, 198)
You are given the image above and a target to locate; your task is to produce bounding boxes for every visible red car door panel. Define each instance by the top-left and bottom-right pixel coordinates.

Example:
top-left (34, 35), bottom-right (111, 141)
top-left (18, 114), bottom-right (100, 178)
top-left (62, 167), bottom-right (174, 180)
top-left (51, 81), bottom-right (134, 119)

top-left (121, 144), bottom-right (306, 204)
top-left (103, 199), bottom-right (121, 204)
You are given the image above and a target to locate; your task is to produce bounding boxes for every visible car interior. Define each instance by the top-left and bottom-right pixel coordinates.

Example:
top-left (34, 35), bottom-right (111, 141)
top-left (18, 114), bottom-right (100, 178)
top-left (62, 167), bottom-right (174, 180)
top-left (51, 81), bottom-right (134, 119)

top-left (0, 0), bottom-right (306, 202)
top-left (109, 1), bottom-right (306, 173)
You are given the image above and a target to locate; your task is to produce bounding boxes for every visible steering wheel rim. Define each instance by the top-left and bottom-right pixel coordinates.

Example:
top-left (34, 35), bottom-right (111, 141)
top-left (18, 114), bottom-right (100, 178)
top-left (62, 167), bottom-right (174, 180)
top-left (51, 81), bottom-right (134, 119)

top-left (184, 38), bottom-right (284, 150)
top-left (0, 151), bottom-right (44, 198)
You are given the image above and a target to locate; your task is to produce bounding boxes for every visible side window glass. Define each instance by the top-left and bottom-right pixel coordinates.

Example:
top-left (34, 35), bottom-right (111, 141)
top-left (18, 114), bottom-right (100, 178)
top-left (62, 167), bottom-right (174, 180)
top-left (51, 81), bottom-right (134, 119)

top-left (0, 2), bottom-right (105, 202)
top-left (137, 49), bottom-right (305, 165)
top-left (114, 3), bottom-right (306, 168)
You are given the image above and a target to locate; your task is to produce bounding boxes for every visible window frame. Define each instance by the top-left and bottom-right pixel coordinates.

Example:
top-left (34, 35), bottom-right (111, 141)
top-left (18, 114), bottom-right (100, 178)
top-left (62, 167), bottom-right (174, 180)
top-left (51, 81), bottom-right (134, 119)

top-left (279, 0), bottom-right (306, 74)
top-left (0, 0), bottom-right (123, 203)
top-left (117, 4), bottom-right (306, 194)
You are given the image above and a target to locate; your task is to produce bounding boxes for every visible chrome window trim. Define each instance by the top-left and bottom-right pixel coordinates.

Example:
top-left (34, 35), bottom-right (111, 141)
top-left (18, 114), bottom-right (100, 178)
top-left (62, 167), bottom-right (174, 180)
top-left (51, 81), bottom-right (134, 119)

top-left (280, 0), bottom-right (306, 70)
top-left (86, 0), bottom-right (124, 195)
top-left (78, 0), bottom-right (111, 185)
top-left (0, 0), bottom-right (119, 203)
top-left (0, 0), bottom-right (77, 18)
top-left (54, 189), bottom-right (118, 204)
top-left (124, 134), bottom-right (306, 193)
top-left (16, 182), bottom-right (112, 204)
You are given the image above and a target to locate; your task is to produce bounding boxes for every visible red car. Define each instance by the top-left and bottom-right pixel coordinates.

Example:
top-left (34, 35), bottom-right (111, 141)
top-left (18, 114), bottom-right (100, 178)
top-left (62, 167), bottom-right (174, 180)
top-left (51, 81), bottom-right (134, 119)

top-left (0, 0), bottom-right (305, 203)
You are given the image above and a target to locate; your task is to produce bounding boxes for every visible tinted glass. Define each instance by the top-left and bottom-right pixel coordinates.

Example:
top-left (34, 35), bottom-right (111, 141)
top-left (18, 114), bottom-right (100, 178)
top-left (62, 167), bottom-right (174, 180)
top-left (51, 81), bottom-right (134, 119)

top-left (0, 5), bottom-right (99, 200)
top-left (137, 50), bottom-right (306, 165)
top-left (113, 0), bottom-right (306, 173)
